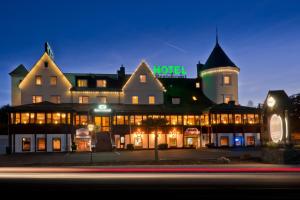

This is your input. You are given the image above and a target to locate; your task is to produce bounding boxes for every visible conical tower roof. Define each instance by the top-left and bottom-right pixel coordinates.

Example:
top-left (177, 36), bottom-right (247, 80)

top-left (203, 41), bottom-right (238, 71)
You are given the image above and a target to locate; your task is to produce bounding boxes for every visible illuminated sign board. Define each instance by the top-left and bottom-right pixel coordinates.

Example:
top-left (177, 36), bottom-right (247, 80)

top-left (270, 114), bottom-right (283, 143)
top-left (153, 65), bottom-right (187, 78)
top-left (94, 104), bottom-right (112, 113)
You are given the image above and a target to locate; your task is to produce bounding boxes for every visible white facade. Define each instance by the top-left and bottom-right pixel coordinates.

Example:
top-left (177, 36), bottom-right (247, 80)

top-left (201, 67), bottom-right (239, 104)
top-left (13, 134), bottom-right (71, 153)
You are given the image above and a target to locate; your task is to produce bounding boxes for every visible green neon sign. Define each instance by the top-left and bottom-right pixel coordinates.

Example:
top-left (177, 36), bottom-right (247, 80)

top-left (153, 65), bottom-right (187, 77)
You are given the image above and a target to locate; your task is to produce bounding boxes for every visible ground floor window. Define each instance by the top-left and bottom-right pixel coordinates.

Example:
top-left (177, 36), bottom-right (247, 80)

top-left (37, 138), bottom-right (46, 151)
top-left (246, 136), bottom-right (255, 146)
top-left (134, 135), bottom-right (143, 148)
top-left (22, 138), bottom-right (31, 151)
top-left (220, 136), bottom-right (229, 147)
top-left (234, 136), bottom-right (243, 146)
top-left (169, 137), bottom-right (177, 147)
top-left (75, 138), bottom-right (91, 152)
top-left (52, 138), bottom-right (61, 151)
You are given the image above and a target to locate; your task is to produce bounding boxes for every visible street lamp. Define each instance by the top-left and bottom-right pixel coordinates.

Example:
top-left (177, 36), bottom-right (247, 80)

top-left (88, 124), bottom-right (95, 163)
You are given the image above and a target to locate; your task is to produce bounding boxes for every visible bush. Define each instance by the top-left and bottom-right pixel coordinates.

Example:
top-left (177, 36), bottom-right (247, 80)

top-left (126, 144), bottom-right (134, 150)
top-left (205, 143), bottom-right (215, 148)
top-left (158, 143), bottom-right (168, 150)
top-left (71, 142), bottom-right (77, 152)
top-left (6, 146), bottom-right (11, 154)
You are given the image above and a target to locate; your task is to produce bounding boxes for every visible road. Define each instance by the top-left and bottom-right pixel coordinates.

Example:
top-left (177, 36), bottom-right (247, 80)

top-left (1, 166), bottom-right (300, 194)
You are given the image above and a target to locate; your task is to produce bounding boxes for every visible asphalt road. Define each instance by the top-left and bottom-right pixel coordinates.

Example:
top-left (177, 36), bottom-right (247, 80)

top-left (0, 167), bottom-right (300, 192)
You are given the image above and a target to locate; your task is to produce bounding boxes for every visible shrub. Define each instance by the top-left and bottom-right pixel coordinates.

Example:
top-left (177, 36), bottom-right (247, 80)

top-left (126, 144), bottom-right (134, 150)
top-left (158, 143), bottom-right (168, 150)
top-left (205, 143), bottom-right (215, 148)
top-left (71, 142), bottom-right (77, 152)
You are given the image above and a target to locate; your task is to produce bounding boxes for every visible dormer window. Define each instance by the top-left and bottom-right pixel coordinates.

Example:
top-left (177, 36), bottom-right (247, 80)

top-left (140, 75), bottom-right (146, 83)
top-left (172, 98), bottom-right (180, 104)
top-left (196, 82), bottom-right (200, 88)
top-left (44, 61), bottom-right (48, 68)
top-left (35, 76), bottom-right (42, 85)
top-left (97, 80), bottom-right (107, 88)
top-left (77, 79), bottom-right (87, 87)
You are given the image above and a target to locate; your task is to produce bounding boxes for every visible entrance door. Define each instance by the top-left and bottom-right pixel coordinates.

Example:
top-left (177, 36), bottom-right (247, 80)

top-left (184, 137), bottom-right (197, 148)
top-left (235, 136), bottom-right (243, 147)
top-left (76, 139), bottom-right (91, 152)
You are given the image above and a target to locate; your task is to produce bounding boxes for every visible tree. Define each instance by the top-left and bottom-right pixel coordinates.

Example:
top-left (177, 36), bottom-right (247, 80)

top-left (141, 118), bottom-right (168, 162)
top-left (0, 105), bottom-right (10, 135)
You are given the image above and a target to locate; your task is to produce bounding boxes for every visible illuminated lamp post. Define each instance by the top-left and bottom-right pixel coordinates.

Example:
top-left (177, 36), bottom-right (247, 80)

top-left (88, 124), bottom-right (95, 163)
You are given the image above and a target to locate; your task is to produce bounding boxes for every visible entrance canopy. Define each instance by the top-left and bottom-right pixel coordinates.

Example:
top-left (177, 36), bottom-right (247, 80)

top-left (185, 128), bottom-right (200, 135)
top-left (76, 128), bottom-right (91, 139)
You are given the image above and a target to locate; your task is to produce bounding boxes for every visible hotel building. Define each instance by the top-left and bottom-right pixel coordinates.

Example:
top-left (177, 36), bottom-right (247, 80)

top-left (8, 41), bottom-right (261, 153)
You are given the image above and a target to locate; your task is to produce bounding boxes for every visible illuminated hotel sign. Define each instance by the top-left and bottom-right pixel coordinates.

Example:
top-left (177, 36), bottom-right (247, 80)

top-left (153, 65), bottom-right (187, 78)
top-left (94, 104), bottom-right (112, 113)
top-left (270, 114), bottom-right (283, 143)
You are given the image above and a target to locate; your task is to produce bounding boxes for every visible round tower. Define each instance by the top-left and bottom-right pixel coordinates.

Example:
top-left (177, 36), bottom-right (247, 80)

top-left (200, 39), bottom-right (240, 104)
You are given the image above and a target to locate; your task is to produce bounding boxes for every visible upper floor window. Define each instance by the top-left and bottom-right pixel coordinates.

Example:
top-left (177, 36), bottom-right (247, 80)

top-left (97, 96), bottom-right (107, 104)
top-left (149, 96), bottom-right (155, 104)
top-left (132, 96), bottom-right (139, 104)
top-left (223, 75), bottom-right (231, 85)
top-left (35, 76), bottom-right (42, 85)
top-left (77, 79), bottom-right (87, 87)
top-left (196, 82), bottom-right (200, 88)
top-left (50, 76), bottom-right (57, 86)
top-left (140, 75), bottom-right (146, 83)
top-left (79, 96), bottom-right (89, 104)
top-left (97, 80), bottom-right (107, 88)
top-left (32, 96), bottom-right (43, 103)
top-left (51, 95), bottom-right (61, 104)
top-left (223, 95), bottom-right (232, 104)
top-left (172, 98), bottom-right (180, 105)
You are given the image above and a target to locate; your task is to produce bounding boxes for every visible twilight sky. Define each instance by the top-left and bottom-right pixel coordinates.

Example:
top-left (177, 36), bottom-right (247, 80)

top-left (1, 0), bottom-right (300, 106)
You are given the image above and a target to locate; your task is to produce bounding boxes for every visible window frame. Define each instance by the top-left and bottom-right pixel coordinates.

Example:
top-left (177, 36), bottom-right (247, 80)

top-left (96, 80), bottom-right (107, 88)
top-left (79, 96), bottom-right (89, 104)
top-left (35, 75), bottom-right (42, 86)
top-left (132, 96), bottom-right (139, 104)
top-left (148, 96), bottom-right (155, 104)
top-left (77, 79), bottom-right (88, 87)
top-left (223, 75), bottom-right (231, 85)
top-left (52, 138), bottom-right (61, 152)
top-left (139, 75), bottom-right (147, 83)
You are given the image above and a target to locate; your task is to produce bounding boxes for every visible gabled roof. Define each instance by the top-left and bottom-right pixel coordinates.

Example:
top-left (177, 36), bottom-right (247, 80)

top-left (203, 42), bottom-right (238, 71)
top-left (9, 64), bottom-right (28, 76)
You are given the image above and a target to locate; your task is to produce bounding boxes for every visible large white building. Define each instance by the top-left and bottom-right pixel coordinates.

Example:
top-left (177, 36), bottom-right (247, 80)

top-left (7, 41), bottom-right (261, 153)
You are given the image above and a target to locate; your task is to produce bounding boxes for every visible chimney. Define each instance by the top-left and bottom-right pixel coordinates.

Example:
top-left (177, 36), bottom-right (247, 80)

top-left (197, 61), bottom-right (204, 78)
top-left (117, 65), bottom-right (125, 79)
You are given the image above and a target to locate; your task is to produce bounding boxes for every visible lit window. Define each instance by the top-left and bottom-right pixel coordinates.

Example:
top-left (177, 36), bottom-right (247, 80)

top-left (51, 95), bottom-right (61, 104)
top-left (37, 138), bottom-right (46, 151)
top-left (52, 138), bottom-right (61, 152)
top-left (149, 96), bottom-right (155, 104)
top-left (50, 76), bottom-right (57, 86)
top-left (97, 96), bottom-right (107, 104)
top-left (35, 76), bottom-right (42, 85)
top-left (223, 75), bottom-right (231, 85)
top-left (36, 113), bottom-right (45, 124)
top-left (22, 138), bottom-right (31, 152)
top-left (97, 80), bottom-right (107, 88)
top-left (79, 96), bottom-right (89, 104)
top-left (77, 79), bottom-right (88, 87)
top-left (192, 96), bottom-right (197, 101)
top-left (132, 96), bottom-right (139, 104)
top-left (32, 96), bottom-right (43, 103)
top-left (140, 75), bottom-right (146, 83)
top-left (196, 82), bottom-right (200, 88)
top-left (172, 98), bottom-right (180, 104)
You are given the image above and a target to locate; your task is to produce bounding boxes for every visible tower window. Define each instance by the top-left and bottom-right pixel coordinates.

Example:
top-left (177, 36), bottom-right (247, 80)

top-left (196, 82), bottom-right (200, 88)
top-left (223, 75), bottom-right (231, 85)
top-left (223, 95), bottom-right (232, 104)
top-left (79, 96), bottom-right (89, 104)
top-left (32, 96), bottom-right (43, 103)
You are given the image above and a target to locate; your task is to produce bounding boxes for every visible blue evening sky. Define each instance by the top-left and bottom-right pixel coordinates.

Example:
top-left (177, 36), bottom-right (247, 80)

top-left (1, 0), bottom-right (300, 106)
